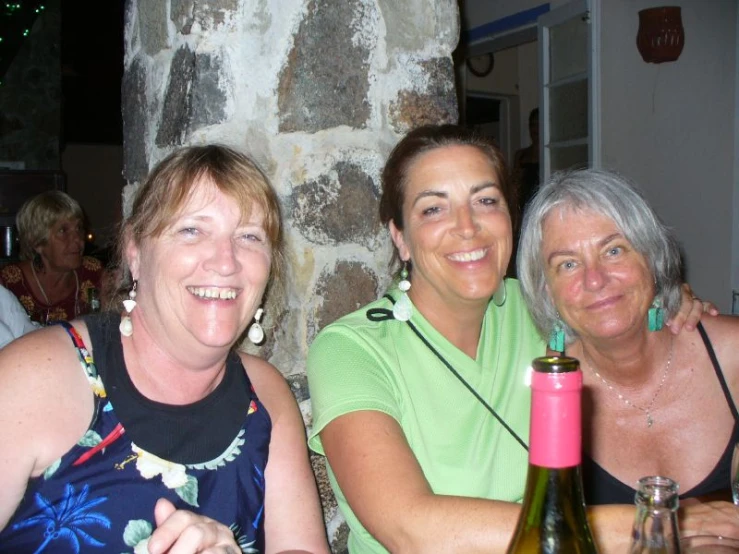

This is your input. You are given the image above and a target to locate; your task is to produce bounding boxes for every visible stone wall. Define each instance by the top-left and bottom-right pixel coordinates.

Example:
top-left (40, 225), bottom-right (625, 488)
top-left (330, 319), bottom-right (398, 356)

top-left (122, 0), bottom-right (459, 550)
top-left (0, 0), bottom-right (61, 169)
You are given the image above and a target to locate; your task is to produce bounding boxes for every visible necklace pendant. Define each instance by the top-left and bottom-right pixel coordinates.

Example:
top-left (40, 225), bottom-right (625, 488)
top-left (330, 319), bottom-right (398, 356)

top-left (647, 415), bottom-right (654, 427)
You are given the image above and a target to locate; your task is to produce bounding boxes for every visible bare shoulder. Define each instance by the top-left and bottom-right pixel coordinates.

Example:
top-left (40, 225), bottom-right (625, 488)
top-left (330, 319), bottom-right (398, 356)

top-left (0, 321), bottom-right (91, 386)
top-left (0, 320), bottom-right (95, 475)
top-left (695, 315), bottom-right (739, 381)
top-left (237, 351), bottom-right (298, 424)
top-left (698, 315), bottom-right (739, 346)
top-left (237, 353), bottom-right (329, 552)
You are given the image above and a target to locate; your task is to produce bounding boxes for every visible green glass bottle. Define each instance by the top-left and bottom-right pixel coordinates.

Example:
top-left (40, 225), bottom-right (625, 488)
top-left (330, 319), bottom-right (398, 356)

top-left (506, 357), bottom-right (599, 554)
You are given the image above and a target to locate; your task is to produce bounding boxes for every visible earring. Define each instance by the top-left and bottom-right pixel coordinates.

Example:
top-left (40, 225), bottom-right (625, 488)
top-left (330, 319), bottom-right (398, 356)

top-left (32, 252), bottom-right (43, 271)
top-left (248, 308), bottom-right (265, 345)
top-left (648, 298), bottom-right (664, 332)
top-left (548, 316), bottom-right (565, 352)
top-left (119, 280), bottom-right (138, 337)
top-left (393, 263), bottom-right (412, 322)
top-left (493, 278), bottom-right (507, 307)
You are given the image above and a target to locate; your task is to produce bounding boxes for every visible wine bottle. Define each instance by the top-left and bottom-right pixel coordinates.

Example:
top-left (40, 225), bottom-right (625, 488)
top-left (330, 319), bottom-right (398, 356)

top-left (506, 356), bottom-right (599, 554)
top-left (629, 476), bottom-right (681, 553)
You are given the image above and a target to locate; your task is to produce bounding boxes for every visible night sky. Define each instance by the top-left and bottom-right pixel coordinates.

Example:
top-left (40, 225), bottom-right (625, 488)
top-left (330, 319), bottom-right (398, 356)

top-left (61, 0), bottom-right (125, 145)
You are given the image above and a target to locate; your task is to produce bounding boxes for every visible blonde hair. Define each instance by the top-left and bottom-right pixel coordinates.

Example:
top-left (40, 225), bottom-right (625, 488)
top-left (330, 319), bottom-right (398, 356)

top-left (112, 144), bottom-right (285, 308)
top-left (16, 191), bottom-right (84, 260)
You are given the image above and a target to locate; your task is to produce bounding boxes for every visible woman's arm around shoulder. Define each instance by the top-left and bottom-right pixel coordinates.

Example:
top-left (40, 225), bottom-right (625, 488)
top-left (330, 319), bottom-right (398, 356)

top-left (0, 322), bottom-right (95, 530)
top-left (321, 412), bottom-right (703, 554)
top-left (240, 353), bottom-right (330, 554)
top-left (666, 283), bottom-right (719, 333)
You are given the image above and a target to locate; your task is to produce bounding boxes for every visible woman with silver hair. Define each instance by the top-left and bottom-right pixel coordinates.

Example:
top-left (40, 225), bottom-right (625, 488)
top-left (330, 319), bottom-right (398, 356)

top-left (307, 124), bottom-right (732, 554)
top-left (0, 191), bottom-right (103, 325)
top-left (518, 168), bottom-right (739, 505)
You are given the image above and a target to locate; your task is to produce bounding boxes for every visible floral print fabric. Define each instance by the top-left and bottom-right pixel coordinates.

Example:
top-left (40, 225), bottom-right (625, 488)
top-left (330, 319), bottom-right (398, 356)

top-left (0, 257), bottom-right (104, 325)
top-left (0, 321), bottom-right (270, 553)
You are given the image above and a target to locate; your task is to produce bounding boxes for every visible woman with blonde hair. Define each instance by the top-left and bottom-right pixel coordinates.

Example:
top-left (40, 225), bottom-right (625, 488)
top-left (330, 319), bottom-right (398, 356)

top-left (0, 190), bottom-right (103, 324)
top-left (0, 145), bottom-right (329, 553)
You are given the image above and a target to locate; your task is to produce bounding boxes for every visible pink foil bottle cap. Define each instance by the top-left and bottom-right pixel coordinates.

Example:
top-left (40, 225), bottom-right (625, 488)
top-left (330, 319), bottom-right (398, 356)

top-left (529, 356), bottom-right (583, 469)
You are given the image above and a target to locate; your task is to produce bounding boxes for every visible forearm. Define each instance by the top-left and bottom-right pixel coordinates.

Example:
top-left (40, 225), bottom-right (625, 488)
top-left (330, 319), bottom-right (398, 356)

top-left (367, 494), bottom-right (521, 554)
top-left (587, 504), bottom-right (634, 554)
top-left (322, 412), bottom-right (524, 552)
top-left (588, 500), bottom-right (739, 552)
top-left (264, 487), bottom-right (329, 554)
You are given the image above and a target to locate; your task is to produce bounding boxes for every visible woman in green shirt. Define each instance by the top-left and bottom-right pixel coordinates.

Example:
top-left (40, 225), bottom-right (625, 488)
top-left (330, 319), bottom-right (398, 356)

top-left (307, 124), bottom-right (729, 553)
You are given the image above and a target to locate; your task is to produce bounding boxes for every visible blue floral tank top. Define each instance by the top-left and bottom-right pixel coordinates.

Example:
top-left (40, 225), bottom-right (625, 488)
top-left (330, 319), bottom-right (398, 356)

top-left (0, 314), bottom-right (271, 553)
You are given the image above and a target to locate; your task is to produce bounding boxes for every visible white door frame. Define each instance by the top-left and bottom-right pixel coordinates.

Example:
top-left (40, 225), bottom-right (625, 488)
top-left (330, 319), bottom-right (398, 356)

top-left (537, 0), bottom-right (601, 181)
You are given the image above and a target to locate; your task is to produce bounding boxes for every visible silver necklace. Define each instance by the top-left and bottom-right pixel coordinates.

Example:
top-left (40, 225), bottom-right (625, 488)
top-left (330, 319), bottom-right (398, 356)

top-left (584, 336), bottom-right (674, 428)
top-left (31, 262), bottom-right (80, 323)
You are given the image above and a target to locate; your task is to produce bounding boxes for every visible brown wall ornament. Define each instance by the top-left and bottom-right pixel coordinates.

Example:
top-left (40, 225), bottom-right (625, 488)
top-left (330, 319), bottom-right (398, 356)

top-left (636, 6), bottom-right (685, 64)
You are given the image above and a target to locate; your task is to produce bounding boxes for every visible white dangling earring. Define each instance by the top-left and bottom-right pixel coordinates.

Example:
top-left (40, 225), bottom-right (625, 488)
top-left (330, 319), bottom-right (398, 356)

top-left (119, 280), bottom-right (138, 337)
top-left (248, 308), bottom-right (265, 345)
top-left (393, 263), bottom-right (412, 322)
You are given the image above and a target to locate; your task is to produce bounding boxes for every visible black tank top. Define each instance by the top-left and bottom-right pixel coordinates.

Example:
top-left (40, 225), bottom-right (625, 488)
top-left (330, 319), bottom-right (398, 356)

top-left (582, 323), bottom-right (738, 505)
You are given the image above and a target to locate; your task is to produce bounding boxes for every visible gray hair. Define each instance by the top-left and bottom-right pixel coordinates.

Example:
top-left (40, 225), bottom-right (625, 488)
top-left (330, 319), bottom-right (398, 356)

top-left (517, 168), bottom-right (683, 345)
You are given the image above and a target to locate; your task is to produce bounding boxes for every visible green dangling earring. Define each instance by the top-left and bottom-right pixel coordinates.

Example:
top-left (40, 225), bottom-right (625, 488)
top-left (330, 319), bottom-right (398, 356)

top-left (648, 298), bottom-right (664, 332)
top-left (548, 318), bottom-right (565, 352)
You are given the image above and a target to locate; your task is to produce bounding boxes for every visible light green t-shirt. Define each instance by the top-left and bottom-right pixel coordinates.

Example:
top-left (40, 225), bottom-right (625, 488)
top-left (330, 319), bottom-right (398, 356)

top-left (307, 279), bottom-right (545, 553)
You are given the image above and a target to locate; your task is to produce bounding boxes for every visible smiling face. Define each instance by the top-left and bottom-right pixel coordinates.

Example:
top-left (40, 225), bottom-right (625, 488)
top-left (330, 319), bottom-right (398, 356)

top-left (389, 144), bottom-right (512, 314)
top-left (541, 206), bottom-right (655, 342)
top-left (37, 217), bottom-right (85, 272)
top-left (127, 178), bottom-right (272, 352)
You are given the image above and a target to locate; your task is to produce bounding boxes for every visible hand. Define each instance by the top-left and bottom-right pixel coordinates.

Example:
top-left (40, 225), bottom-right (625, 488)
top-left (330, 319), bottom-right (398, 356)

top-left (680, 501), bottom-right (739, 539)
top-left (147, 498), bottom-right (241, 554)
top-left (666, 283), bottom-right (719, 333)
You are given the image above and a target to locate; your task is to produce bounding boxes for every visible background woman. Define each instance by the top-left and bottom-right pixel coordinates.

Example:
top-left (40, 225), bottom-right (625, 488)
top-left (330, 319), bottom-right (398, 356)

top-left (517, 168), bottom-right (739, 505)
top-left (0, 145), bottom-right (329, 553)
top-left (0, 190), bottom-right (103, 324)
top-left (306, 125), bottom-right (734, 554)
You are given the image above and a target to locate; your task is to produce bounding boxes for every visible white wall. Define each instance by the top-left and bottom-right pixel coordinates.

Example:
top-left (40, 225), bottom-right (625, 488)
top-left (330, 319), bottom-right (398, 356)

top-left (464, 41), bottom-right (540, 151)
top-left (467, 47), bottom-right (520, 96)
top-left (517, 41), bottom-right (539, 149)
top-left (464, 48), bottom-right (523, 162)
top-left (62, 144), bottom-right (125, 249)
top-left (599, 0), bottom-right (737, 312)
top-left (461, 2), bottom-right (548, 149)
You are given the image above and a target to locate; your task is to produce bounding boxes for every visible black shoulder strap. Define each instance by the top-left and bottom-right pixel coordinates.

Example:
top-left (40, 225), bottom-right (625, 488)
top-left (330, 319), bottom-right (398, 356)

top-left (697, 322), bottom-right (739, 422)
top-left (366, 294), bottom-right (528, 452)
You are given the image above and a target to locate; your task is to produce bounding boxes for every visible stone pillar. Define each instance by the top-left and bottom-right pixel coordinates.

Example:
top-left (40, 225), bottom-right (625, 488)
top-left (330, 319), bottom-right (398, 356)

top-left (122, 0), bottom-right (458, 550)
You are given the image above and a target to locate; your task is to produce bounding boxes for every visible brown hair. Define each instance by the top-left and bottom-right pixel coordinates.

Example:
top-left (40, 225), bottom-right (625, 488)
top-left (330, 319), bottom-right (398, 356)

top-left (379, 124), bottom-right (514, 269)
top-left (113, 144), bottom-right (285, 306)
